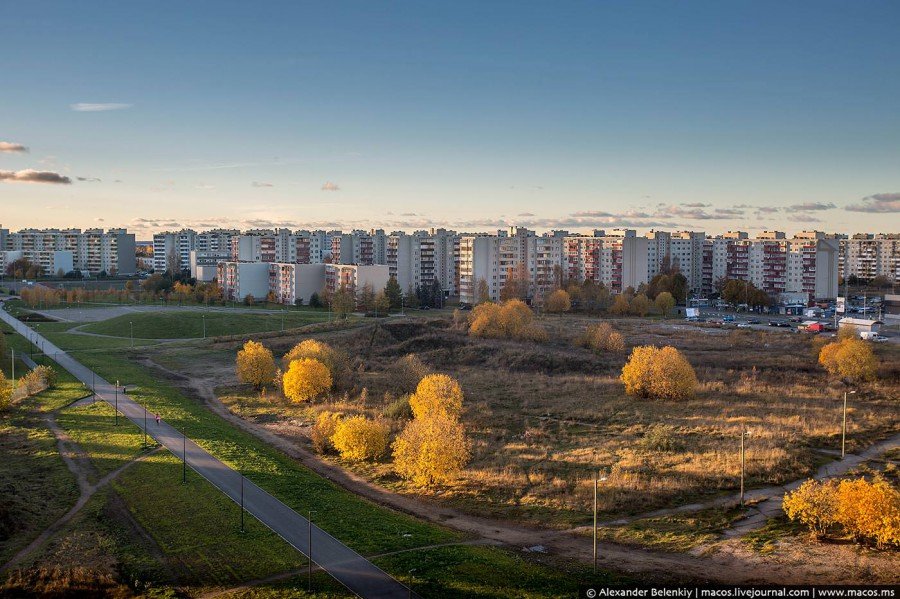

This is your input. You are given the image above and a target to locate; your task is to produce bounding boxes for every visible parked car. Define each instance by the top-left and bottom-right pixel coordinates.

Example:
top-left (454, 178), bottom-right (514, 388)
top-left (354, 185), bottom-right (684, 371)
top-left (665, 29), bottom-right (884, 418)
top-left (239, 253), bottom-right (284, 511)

top-left (723, 315), bottom-right (735, 322)
top-left (768, 321), bottom-right (779, 327)
top-left (747, 319), bottom-right (760, 324)
top-left (737, 323), bottom-right (751, 329)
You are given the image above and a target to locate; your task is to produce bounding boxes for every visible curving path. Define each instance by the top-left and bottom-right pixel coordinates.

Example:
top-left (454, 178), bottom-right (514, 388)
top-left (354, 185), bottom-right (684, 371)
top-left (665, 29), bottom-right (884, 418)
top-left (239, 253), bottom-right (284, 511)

top-left (0, 307), bottom-right (414, 599)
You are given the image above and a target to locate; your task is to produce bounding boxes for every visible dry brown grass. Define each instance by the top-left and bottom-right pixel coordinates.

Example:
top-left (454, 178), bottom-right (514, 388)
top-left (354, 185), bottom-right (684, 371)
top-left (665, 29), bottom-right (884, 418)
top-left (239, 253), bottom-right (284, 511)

top-left (205, 315), bottom-right (899, 528)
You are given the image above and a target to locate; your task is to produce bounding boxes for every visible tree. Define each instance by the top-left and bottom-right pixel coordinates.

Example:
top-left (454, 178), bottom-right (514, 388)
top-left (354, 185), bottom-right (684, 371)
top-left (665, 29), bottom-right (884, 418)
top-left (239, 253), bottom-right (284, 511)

top-left (467, 299), bottom-right (547, 342)
top-left (331, 416), bottom-right (390, 462)
top-left (609, 294), bottom-right (630, 315)
top-left (544, 289), bottom-right (571, 314)
top-left (0, 377), bottom-right (12, 412)
top-left (392, 414), bottom-right (470, 486)
top-left (647, 272), bottom-right (688, 304)
top-left (235, 340), bottom-right (276, 390)
top-left (358, 282), bottom-right (376, 313)
top-left (282, 339), bottom-right (344, 388)
top-left (630, 293), bottom-right (651, 316)
top-left (282, 358), bottom-right (332, 403)
top-left (309, 292), bottom-right (322, 308)
top-left (384, 276), bottom-right (403, 310)
top-left (835, 476), bottom-right (900, 548)
top-left (389, 354), bottom-right (431, 394)
top-left (409, 374), bottom-right (464, 420)
top-left (783, 479), bottom-right (839, 539)
top-left (374, 291), bottom-right (390, 316)
top-left (620, 345), bottom-right (698, 400)
top-left (475, 278), bottom-right (491, 304)
top-left (331, 286), bottom-right (355, 318)
top-left (311, 411), bottom-right (343, 453)
top-left (818, 338), bottom-right (877, 382)
top-left (654, 292), bottom-right (675, 318)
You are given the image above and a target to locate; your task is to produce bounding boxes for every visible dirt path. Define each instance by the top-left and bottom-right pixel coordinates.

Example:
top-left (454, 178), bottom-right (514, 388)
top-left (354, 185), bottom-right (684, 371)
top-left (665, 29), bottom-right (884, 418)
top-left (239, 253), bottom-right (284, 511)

top-left (0, 413), bottom-right (163, 573)
top-left (140, 355), bottom-right (900, 585)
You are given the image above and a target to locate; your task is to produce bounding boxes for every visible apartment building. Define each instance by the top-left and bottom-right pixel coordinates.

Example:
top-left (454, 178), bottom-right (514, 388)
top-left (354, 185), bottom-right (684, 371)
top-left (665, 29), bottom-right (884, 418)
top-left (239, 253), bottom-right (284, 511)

top-left (458, 227), bottom-right (566, 304)
top-left (563, 230), bottom-right (650, 294)
top-left (217, 261), bottom-right (270, 302)
top-left (324, 264), bottom-right (390, 295)
top-left (386, 228), bottom-right (458, 296)
top-left (268, 263), bottom-right (327, 305)
top-left (330, 229), bottom-right (387, 266)
top-left (6, 228), bottom-right (135, 275)
top-left (840, 234), bottom-right (900, 283)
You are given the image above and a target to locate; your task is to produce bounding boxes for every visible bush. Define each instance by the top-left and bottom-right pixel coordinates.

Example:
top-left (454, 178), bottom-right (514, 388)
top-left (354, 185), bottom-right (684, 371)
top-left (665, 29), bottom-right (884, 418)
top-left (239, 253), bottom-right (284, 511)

top-left (389, 354), bottom-right (431, 394)
top-left (311, 411), bottom-right (343, 453)
top-left (818, 338), bottom-right (877, 382)
top-left (638, 424), bottom-right (682, 452)
top-left (544, 289), bottom-right (571, 314)
top-left (283, 339), bottom-right (348, 388)
top-left (392, 414), bottom-right (470, 486)
top-left (32, 365), bottom-right (57, 389)
top-left (468, 299), bottom-right (547, 342)
top-left (20, 370), bottom-right (48, 396)
top-left (409, 374), bottom-right (464, 420)
top-left (0, 377), bottom-right (11, 412)
top-left (382, 393), bottom-right (413, 420)
top-left (282, 358), bottom-right (332, 403)
top-left (579, 322), bottom-right (625, 353)
top-left (331, 416), bottom-right (390, 462)
top-left (784, 476), bottom-right (900, 548)
top-left (620, 345), bottom-right (698, 400)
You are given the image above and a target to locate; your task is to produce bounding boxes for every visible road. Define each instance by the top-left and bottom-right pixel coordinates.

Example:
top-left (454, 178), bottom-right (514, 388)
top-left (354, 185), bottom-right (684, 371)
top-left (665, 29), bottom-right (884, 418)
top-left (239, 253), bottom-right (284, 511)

top-left (0, 306), bottom-right (413, 599)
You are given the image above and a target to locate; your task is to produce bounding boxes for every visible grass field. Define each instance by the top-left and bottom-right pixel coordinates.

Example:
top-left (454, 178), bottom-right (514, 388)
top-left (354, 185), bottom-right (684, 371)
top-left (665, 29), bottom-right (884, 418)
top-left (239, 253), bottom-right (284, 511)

top-left (161, 315), bottom-right (900, 531)
top-left (80, 310), bottom-right (333, 339)
top-left (23, 323), bottom-right (603, 596)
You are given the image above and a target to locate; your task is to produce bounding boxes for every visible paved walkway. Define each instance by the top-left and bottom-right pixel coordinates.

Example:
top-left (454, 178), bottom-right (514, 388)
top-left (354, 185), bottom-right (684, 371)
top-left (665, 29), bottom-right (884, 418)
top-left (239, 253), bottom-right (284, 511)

top-left (0, 307), bottom-right (413, 599)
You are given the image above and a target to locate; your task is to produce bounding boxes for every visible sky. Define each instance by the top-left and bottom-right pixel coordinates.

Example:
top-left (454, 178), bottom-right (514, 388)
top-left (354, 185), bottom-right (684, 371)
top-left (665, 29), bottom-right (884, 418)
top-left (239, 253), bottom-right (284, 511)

top-left (2, 0), bottom-right (899, 239)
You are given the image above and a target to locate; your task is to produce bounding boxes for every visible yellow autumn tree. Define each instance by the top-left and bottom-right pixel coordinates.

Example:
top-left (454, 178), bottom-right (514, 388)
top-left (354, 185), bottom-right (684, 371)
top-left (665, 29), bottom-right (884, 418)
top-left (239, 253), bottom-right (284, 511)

top-left (630, 293), bottom-right (651, 316)
top-left (782, 478), bottom-right (839, 539)
top-left (621, 345), bottom-right (697, 400)
top-left (544, 289), bottom-right (571, 314)
top-left (392, 414), bottom-right (470, 486)
top-left (331, 416), bottom-right (390, 462)
top-left (236, 340), bottom-right (276, 390)
top-left (283, 339), bottom-right (338, 373)
top-left (835, 476), bottom-right (900, 548)
top-left (654, 291), bottom-right (675, 318)
top-left (818, 338), bottom-right (877, 382)
top-left (282, 358), bottom-right (332, 403)
top-left (609, 294), bottom-right (630, 315)
top-left (409, 374), bottom-right (464, 420)
top-left (311, 411), bottom-right (343, 454)
top-left (0, 377), bottom-right (12, 412)
top-left (467, 299), bottom-right (546, 342)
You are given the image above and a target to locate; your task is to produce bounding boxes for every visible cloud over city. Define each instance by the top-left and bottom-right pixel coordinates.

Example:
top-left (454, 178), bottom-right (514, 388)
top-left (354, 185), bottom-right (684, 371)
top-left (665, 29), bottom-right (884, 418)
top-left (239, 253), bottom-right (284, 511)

top-left (845, 193), bottom-right (900, 213)
top-left (321, 181), bottom-right (340, 192)
top-left (0, 141), bottom-right (28, 153)
top-left (0, 169), bottom-right (72, 184)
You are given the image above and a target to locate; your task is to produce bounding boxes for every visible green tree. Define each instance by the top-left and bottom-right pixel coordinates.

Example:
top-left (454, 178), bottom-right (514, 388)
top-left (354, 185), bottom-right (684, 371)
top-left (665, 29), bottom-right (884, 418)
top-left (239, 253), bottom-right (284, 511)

top-left (331, 286), bottom-right (356, 319)
top-left (654, 291), bottom-right (675, 317)
top-left (384, 276), bottom-right (403, 310)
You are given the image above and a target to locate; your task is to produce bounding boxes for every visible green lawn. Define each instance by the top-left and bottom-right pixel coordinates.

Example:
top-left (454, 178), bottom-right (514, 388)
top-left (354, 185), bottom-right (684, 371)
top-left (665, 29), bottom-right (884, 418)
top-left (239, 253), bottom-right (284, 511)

top-left (593, 506), bottom-right (747, 552)
top-left (80, 310), bottom-right (332, 339)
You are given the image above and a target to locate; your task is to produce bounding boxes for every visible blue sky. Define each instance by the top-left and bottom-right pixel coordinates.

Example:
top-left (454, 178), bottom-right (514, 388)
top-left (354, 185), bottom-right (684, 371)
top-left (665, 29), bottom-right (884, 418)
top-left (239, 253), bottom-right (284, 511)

top-left (2, 1), bottom-right (898, 238)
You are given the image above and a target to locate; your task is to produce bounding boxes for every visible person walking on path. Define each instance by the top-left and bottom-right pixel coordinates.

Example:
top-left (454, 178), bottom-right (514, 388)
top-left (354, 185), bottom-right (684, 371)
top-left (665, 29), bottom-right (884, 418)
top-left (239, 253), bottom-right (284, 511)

top-left (155, 413), bottom-right (161, 426)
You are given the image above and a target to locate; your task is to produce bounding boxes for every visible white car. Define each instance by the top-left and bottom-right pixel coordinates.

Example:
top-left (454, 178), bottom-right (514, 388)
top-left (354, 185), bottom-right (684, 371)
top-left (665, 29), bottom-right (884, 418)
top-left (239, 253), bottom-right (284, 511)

top-left (871, 335), bottom-right (888, 343)
top-left (736, 323), bottom-right (751, 329)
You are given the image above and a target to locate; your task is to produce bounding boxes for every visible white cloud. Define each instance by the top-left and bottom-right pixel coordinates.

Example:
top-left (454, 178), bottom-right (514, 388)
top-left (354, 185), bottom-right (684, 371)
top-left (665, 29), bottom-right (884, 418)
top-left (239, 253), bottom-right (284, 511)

top-left (845, 193), bottom-right (900, 213)
top-left (0, 169), bottom-right (72, 184)
top-left (70, 103), bottom-right (133, 112)
top-left (321, 181), bottom-right (340, 192)
top-left (0, 141), bottom-right (28, 153)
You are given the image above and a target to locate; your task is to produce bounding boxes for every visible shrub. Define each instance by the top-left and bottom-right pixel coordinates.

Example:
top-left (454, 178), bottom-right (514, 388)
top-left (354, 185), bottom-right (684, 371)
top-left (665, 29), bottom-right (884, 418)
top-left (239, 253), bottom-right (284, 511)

top-left (629, 294), bottom-right (651, 316)
top-left (382, 393), bottom-right (412, 420)
top-left (818, 338), bottom-right (877, 382)
top-left (609, 294), bottom-right (630, 315)
top-left (331, 416), bottom-right (390, 462)
top-left (282, 358), bottom-right (332, 403)
top-left (392, 414), bottom-right (470, 486)
top-left (283, 338), bottom-right (348, 388)
top-left (544, 289), bottom-right (571, 314)
top-left (783, 479), bottom-right (839, 539)
top-left (311, 411), bottom-right (342, 453)
top-left (32, 365), bottom-right (57, 389)
top-left (654, 291), bottom-right (675, 317)
top-left (409, 374), bottom-right (463, 420)
top-left (235, 340), bottom-right (276, 389)
top-left (638, 424), bottom-right (682, 452)
top-left (389, 354), bottom-right (431, 394)
top-left (467, 299), bottom-right (547, 342)
top-left (579, 322), bottom-right (625, 353)
top-left (620, 345), bottom-right (697, 400)
top-left (835, 476), bottom-right (900, 548)
top-left (0, 377), bottom-right (11, 412)
top-left (20, 370), bottom-right (47, 396)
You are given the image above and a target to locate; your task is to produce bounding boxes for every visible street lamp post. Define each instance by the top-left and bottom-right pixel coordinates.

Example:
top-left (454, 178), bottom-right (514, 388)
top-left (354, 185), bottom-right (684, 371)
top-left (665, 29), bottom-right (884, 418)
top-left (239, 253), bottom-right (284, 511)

top-left (10, 349), bottom-right (14, 390)
top-left (115, 380), bottom-right (119, 426)
top-left (593, 472), bottom-right (608, 573)
top-left (240, 474), bottom-right (245, 533)
top-left (143, 403), bottom-right (148, 447)
top-left (202, 315), bottom-right (206, 339)
top-left (281, 309), bottom-right (284, 332)
top-left (739, 429), bottom-right (751, 506)
top-left (842, 390), bottom-right (857, 459)
top-left (182, 427), bottom-right (187, 484)
top-left (308, 511), bottom-right (314, 592)
top-left (130, 321), bottom-right (134, 348)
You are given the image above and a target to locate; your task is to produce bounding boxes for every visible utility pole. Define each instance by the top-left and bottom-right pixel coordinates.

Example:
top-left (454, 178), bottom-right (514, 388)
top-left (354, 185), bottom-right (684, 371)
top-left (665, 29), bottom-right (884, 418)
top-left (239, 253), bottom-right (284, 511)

top-left (308, 511), bottom-right (313, 592)
top-left (182, 428), bottom-right (187, 484)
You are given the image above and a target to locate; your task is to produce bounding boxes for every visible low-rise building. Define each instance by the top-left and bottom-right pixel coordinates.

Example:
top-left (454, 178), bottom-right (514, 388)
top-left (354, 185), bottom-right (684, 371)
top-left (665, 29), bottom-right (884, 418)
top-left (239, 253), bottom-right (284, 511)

top-left (269, 263), bottom-right (326, 305)
top-left (217, 262), bottom-right (270, 302)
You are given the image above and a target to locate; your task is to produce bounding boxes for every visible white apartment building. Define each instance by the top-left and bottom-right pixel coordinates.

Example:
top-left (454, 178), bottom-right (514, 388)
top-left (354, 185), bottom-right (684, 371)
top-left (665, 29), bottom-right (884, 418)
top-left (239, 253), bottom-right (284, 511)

top-left (217, 262), bottom-right (270, 302)
top-left (564, 230), bottom-right (650, 294)
top-left (6, 228), bottom-right (135, 275)
top-left (840, 234), bottom-right (900, 283)
top-left (268, 263), bottom-right (327, 305)
top-left (386, 228), bottom-right (458, 296)
top-left (330, 230), bottom-right (387, 266)
top-left (324, 264), bottom-right (390, 295)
